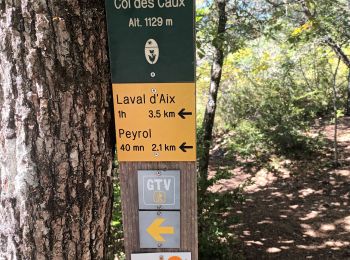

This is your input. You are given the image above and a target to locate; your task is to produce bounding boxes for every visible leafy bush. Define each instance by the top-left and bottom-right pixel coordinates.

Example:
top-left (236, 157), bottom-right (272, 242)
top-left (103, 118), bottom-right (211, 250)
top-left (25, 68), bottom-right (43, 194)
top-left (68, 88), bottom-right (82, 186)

top-left (216, 41), bottom-right (348, 154)
top-left (198, 184), bottom-right (246, 260)
top-left (107, 166), bottom-right (125, 260)
top-left (226, 120), bottom-right (266, 158)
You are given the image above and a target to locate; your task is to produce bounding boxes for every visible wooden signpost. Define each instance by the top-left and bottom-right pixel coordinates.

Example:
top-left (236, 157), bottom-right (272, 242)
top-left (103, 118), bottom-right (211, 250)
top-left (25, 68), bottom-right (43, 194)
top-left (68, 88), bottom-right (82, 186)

top-left (105, 0), bottom-right (197, 259)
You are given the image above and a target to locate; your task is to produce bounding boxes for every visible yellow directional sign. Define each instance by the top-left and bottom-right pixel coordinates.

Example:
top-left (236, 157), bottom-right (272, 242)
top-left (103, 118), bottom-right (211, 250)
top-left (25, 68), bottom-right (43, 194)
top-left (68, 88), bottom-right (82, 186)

top-left (147, 218), bottom-right (175, 242)
top-left (139, 211), bottom-right (180, 248)
top-left (113, 83), bottom-right (196, 161)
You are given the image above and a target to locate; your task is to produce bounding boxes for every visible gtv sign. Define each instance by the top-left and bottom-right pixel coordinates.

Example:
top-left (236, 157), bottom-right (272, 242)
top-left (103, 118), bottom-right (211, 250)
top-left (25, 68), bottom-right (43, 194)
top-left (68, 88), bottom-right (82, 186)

top-left (138, 170), bottom-right (180, 210)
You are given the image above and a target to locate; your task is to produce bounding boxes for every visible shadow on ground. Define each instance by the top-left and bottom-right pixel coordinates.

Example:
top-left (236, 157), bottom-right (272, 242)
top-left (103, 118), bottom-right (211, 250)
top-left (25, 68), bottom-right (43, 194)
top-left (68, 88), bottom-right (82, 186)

top-left (207, 117), bottom-right (350, 259)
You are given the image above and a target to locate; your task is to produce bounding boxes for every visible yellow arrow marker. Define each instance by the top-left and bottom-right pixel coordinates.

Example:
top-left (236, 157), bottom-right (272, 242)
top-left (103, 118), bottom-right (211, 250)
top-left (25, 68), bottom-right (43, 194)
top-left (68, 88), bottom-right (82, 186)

top-left (146, 218), bottom-right (175, 242)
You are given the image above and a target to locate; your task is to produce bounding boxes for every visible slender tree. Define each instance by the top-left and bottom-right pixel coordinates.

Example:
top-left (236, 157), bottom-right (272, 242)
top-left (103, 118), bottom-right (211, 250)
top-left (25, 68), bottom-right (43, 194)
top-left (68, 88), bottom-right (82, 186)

top-left (197, 0), bottom-right (266, 198)
top-left (347, 71), bottom-right (350, 116)
top-left (330, 58), bottom-right (341, 166)
top-left (198, 0), bottom-right (227, 197)
top-left (0, 1), bottom-right (113, 258)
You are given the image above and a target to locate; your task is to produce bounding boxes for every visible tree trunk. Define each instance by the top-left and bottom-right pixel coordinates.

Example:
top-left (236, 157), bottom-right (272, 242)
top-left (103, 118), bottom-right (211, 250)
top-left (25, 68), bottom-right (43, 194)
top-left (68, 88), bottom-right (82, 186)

top-left (198, 0), bottom-right (227, 198)
top-left (324, 37), bottom-right (350, 69)
top-left (347, 71), bottom-right (350, 116)
top-left (331, 59), bottom-right (341, 166)
top-left (0, 1), bottom-right (113, 259)
top-left (299, 0), bottom-right (350, 69)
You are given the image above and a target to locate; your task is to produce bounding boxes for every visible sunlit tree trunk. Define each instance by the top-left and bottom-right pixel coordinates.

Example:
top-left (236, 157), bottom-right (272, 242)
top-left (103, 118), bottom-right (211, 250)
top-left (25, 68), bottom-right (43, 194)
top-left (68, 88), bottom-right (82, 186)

top-left (324, 37), bottom-right (350, 69)
top-left (198, 0), bottom-right (227, 198)
top-left (0, 1), bottom-right (113, 258)
top-left (347, 71), bottom-right (350, 116)
top-left (331, 59), bottom-right (341, 166)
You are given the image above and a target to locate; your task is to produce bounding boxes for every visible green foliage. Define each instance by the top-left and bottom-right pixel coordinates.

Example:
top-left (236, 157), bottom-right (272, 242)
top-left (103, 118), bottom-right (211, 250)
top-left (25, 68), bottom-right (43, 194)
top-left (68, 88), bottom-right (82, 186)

top-left (196, 1), bottom-right (350, 257)
top-left (226, 120), bottom-right (266, 158)
top-left (196, 0), bottom-right (269, 61)
top-left (198, 171), bottom-right (247, 260)
top-left (214, 39), bottom-right (349, 153)
top-left (108, 165), bottom-right (125, 260)
top-left (197, 127), bottom-right (246, 259)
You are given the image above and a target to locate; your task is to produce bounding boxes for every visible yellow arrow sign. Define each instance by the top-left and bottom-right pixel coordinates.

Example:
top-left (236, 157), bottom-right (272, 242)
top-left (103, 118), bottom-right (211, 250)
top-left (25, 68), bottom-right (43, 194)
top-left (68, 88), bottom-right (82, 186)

top-left (146, 218), bottom-right (175, 242)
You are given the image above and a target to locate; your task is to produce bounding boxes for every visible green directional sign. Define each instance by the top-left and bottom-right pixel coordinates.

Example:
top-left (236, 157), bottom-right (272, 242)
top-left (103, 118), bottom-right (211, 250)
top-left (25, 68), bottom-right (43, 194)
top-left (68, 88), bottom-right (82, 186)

top-left (105, 0), bottom-right (195, 83)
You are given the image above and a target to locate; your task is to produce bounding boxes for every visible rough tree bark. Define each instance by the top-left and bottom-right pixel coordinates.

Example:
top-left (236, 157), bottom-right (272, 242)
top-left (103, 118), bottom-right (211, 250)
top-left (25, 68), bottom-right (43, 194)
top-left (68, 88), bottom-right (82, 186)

top-left (198, 0), bottom-right (227, 198)
top-left (0, 1), bottom-right (113, 259)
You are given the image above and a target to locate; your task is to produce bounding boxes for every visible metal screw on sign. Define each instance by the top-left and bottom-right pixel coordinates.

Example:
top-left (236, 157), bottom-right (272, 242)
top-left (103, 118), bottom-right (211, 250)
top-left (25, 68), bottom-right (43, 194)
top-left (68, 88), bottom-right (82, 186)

top-left (154, 152), bottom-right (159, 157)
top-left (157, 171), bottom-right (161, 176)
top-left (151, 88), bottom-right (157, 93)
top-left (157, 211), bottom-right (162, 216)
top-left (150, 72), bottom-right (156, 78)
top-left (157, 243), bottom-right (162, 248)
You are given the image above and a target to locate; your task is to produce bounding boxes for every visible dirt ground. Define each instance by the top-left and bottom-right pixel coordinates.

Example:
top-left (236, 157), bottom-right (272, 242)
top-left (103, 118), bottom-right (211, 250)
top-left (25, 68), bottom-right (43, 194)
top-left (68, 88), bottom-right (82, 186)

top-left (209, 117), bottom-right (350, 259)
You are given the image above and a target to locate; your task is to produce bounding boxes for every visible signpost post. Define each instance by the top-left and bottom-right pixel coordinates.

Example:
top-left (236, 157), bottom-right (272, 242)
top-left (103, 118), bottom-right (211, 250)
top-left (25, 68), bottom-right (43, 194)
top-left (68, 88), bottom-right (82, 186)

top-left (105, 0), bottom-right (197, 259)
